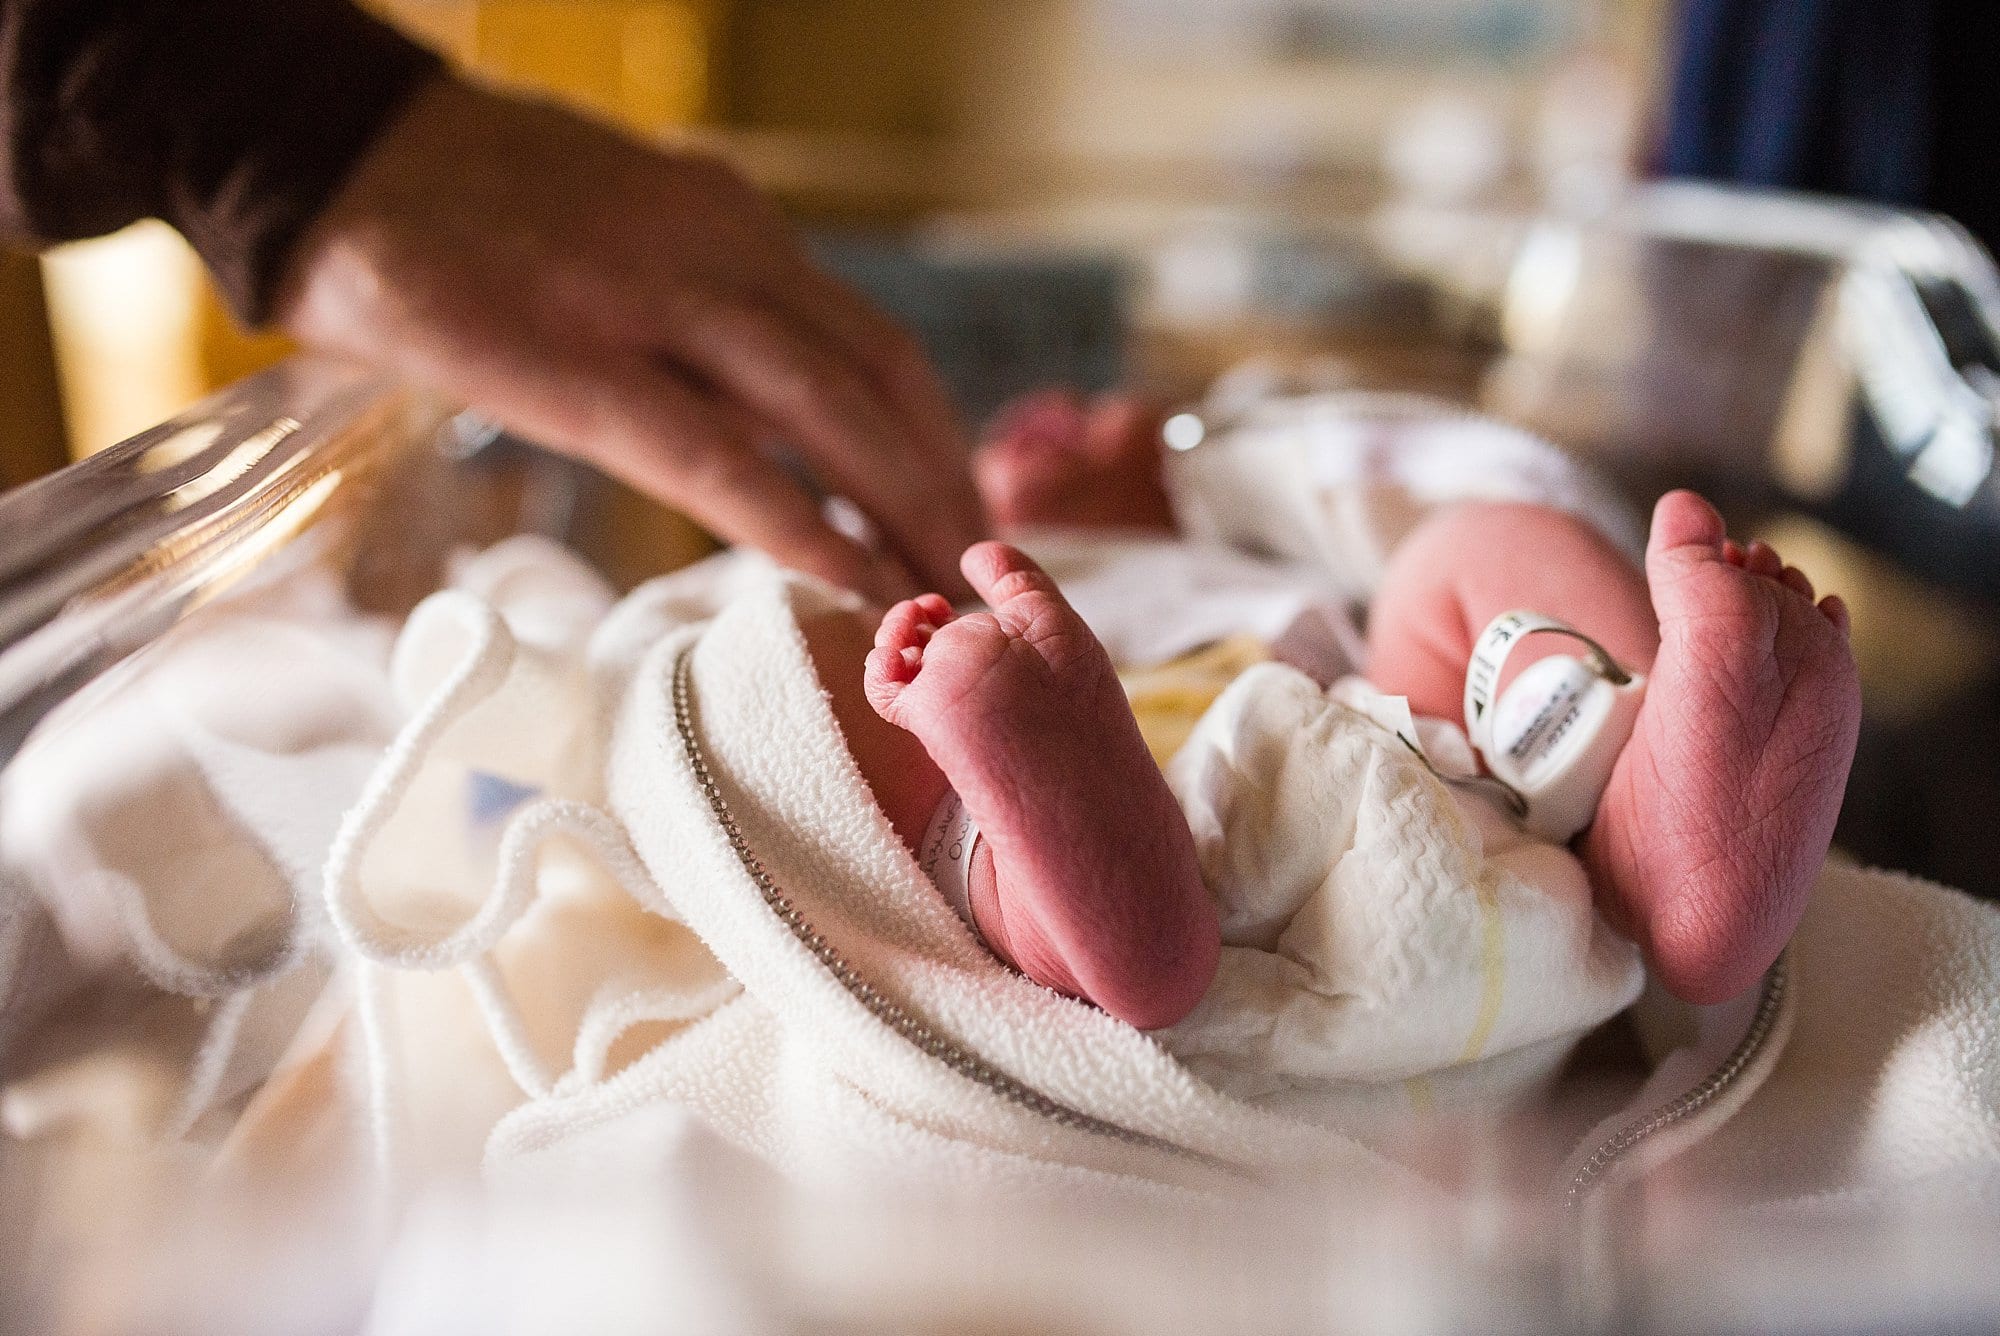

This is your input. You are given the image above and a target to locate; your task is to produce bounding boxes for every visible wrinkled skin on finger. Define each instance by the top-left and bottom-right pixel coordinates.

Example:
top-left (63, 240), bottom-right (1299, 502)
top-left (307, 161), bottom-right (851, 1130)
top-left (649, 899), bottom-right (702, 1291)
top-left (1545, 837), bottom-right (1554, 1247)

top-left (275, 75), bottom-right (987, 601)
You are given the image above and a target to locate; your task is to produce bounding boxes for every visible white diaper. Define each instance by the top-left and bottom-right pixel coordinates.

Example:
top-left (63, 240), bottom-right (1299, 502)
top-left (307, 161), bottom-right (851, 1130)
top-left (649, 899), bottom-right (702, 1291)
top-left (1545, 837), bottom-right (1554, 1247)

top-left (1159, 662), bottom-right (1644, 1120)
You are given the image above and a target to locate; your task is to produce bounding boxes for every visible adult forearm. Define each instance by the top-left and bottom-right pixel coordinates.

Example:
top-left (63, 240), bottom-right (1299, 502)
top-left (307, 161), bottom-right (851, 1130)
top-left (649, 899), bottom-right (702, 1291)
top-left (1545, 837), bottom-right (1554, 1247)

top-left (0, 0), bottom-right (441, 322)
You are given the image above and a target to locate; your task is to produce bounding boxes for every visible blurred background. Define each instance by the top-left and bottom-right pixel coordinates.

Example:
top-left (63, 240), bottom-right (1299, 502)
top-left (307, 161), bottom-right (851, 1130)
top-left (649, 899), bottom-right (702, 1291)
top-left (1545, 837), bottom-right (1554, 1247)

top-left (4, 0), bottom-right (1999, 896)
top-left (0, 0), bottom-right (1675, 462)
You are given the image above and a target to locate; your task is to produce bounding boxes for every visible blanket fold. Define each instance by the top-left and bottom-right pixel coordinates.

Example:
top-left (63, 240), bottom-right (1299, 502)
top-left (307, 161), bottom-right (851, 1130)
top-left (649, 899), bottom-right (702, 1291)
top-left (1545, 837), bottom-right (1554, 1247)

top-left (579, 574), bottom-right (1396, 1195)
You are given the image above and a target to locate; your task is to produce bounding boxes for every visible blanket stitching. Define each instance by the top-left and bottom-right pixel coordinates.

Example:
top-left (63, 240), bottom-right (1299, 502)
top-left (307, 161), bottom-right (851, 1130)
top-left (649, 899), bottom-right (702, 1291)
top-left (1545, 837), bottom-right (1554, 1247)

top-left (670, 642), bottom-right (1237, 1175)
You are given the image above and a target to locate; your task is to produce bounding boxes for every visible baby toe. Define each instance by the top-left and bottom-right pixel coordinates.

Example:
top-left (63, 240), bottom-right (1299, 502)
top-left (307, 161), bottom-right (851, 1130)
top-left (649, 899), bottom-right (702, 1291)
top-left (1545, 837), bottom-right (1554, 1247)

top-left (914, 593), bottom-right (956, 626)
top-left (875, 598), bottom-right (936, 651)
top-left (960, 541), bottom-right (1059, 607)
top-left (863, 646), bottom-right (919, 720)
top-left (869, 641), bottom-right (917, 679)
top-left (1819, 593), bottom-right (1852, 636)
top-left (1648, 490), bottom-right (1728, 558)
top-left (1779, 565), bottom-right (1816, 602)
top-left (1744, 541), bottom-right (1784, 579)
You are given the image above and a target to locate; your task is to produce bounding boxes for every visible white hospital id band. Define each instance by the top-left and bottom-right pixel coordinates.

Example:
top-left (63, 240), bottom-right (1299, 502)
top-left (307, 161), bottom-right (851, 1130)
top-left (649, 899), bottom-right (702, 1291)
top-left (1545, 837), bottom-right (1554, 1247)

top-left (920, 788), bottom-right (984, 932)
top-left (1463, 610), bottom-right (1647, 843)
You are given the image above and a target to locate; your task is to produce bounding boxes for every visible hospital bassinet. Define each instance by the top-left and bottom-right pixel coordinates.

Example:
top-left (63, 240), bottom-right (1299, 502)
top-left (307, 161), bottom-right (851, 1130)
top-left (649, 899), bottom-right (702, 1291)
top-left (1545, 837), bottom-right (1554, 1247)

top-left (2, 183), bottom-right (1998, 1333)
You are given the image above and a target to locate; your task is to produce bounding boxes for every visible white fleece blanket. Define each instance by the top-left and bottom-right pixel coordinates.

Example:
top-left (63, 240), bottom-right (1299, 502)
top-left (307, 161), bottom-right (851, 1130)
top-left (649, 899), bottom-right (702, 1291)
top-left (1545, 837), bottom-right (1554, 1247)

top-left (501, 570), bottom-right (1394, 1198)
top-left (477, 553), bottom-right (1998, 1219)
top-left (1659, 859), bottom-right (2000, 1208)
top-left (3, 397), bottom-right (1997, 1258)
top-left (382, 539), bottom-right (1628, 1183)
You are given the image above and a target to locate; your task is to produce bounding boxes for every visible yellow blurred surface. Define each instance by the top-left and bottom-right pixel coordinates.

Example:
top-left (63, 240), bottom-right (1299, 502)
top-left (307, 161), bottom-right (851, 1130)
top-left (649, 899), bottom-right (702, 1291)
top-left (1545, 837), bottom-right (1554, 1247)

top-left (375, 1), bottom-right (718, 131)
top-left (40, 223), bottom-right (207, 457)
top-left (1749, 514), bottom-right (2000, 727)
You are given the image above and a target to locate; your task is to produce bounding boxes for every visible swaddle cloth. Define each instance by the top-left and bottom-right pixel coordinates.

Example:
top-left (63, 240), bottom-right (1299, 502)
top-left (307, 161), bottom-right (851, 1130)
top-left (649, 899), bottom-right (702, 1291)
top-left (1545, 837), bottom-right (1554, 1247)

top-left (316, 540), bottom-right (742, 1182)
top-left (495, 562), bottom-right (1650, 1198)
top-left (495, 570), bottom-right (1406, 1200)
top-left (0, 564), bottom-right (397, 1141)
top-left (1161, 663), bottom-right (1645, 1122)
top-left (1168, 390), bottom-right (1646, 602)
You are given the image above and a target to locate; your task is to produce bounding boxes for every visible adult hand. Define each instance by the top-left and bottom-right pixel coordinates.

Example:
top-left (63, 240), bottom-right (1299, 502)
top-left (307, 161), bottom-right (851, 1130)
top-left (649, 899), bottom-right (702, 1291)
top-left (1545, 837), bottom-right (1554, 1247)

top-left (277, 75), bottom-right (986, 601)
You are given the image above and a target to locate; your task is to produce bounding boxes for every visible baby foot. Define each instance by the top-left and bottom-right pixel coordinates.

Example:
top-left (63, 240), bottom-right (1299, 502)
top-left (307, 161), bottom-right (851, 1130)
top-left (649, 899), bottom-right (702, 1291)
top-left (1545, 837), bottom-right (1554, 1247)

top-left (973, 389), bottom-right (1178, 532)
top-left (864, 542), bottom-right (1218, 1028)
top-left (1584, 492), bottom-right (1861, 1003)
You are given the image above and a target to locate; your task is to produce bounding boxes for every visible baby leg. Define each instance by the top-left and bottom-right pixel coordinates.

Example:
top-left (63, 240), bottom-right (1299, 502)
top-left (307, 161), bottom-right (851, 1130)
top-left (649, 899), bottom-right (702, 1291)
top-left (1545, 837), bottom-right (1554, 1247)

top-left (850, 543), bottom-right (1219, 1029)
top-left (1367, 500), bottom-right (1661, 722)
top-left (802, 550), bottom-right (1217, 1029)
top-left (1367, 496), bottom-right (1861, 1004)
top-left (974, 389), bottom-right (1177, 533)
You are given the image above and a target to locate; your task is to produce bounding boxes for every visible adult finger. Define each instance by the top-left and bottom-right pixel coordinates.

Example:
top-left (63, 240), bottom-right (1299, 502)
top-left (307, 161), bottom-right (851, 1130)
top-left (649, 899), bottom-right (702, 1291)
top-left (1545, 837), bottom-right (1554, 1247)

top-left (659, 291), bottom-right (975, 592)
top-left (703, 389), bottom-right (934, 600)
top-left (580, 364), bottom-right (921, 603)
top-left (783, 263), bottom-right (967, 456)
top-left (771, 264), bottom-right (986, 528)
top-left (508, 348), bottom-right (926, 601)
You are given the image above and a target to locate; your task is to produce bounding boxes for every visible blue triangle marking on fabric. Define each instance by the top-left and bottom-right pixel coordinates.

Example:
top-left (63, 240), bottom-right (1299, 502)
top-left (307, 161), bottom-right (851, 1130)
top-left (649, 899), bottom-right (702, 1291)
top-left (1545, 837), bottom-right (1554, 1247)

top-left (467, 770), bottom-right (542, 827)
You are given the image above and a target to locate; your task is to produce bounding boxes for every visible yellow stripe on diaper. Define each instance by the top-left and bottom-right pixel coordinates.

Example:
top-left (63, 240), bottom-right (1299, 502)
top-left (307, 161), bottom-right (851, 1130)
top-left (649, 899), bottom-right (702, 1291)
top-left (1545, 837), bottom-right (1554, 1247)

top-left (1403, 887), bottom-right (1505, 1113)
top-left (1459, 882), bottom-right (1507, 1064)
top-left (1403, 1076), bottom-right (1435, 1114)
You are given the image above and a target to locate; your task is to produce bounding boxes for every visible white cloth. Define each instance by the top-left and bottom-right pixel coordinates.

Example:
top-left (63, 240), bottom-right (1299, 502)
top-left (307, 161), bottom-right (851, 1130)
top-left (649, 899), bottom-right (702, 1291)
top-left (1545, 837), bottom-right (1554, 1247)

top-left (1017, 530), bottom-right (1343, 669)
top-left (498, 571), bottom-right (1393, 1199)
top-left (486, 560), bottom-right (1629, 1189)
top-left (319, 539), bottom-right (732, 1182)
top-left (1643, 860), bottom-right (2000, 1209)
top-left (1168, 390), bottom-right (1646, 602)
top-left (0, 565), bottom-right (394, 1138)
top-left (10, 494), bottom-right (1994, 1213)
top-left (1162, 663), bottom-right (1644, 1120)
top-left (488, 560), bottom-right (2000, 1222)
top-left (7, 397), bottom-right (2000, 1334)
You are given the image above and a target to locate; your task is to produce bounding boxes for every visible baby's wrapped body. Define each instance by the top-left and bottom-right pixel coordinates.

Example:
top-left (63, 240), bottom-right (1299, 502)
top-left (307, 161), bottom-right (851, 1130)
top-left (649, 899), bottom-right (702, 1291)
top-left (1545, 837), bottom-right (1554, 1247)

top-left (1162, 664), bottom-right (1641, 1115)
top-left (6, 432), bottom-right (1997, 1326)
top-left (864, 485), bottom-right (1862, 1085)
top-left (12, 491), bottom-right (1992, 1238)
